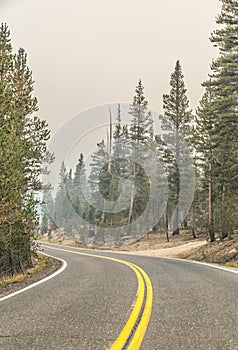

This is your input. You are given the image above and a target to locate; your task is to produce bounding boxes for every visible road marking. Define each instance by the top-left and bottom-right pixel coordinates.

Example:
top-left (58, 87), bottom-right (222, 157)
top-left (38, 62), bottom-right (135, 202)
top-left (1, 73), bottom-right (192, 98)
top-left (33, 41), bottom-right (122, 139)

top-left (127, 263), bottom-right (153, 350)
top-left (41, 244), bottom-right (153, 350)
top-left (0, 252), bottom-right (67, 302)
top-left (159, 256), bottom-right (238, 275)
top-left (39, 241), bottom-right (238, 275)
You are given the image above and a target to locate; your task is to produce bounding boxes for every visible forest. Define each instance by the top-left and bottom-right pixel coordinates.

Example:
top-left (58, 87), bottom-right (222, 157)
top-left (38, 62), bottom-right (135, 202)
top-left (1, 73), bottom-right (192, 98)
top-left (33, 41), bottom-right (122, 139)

top-left (42, 0), bottom-right (238, 247)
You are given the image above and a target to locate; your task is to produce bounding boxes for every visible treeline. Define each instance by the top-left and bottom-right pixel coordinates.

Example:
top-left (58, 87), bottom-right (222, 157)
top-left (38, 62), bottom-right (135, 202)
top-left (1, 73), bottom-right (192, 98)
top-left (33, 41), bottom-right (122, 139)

top-left (0, 24), bottom-right (51, 277)
top-left (45, 73), bottom-right (197, 246)
top-left (44, 0), bottom-right (238, 246)
top-left (43, 90), bottom-right (161, 245)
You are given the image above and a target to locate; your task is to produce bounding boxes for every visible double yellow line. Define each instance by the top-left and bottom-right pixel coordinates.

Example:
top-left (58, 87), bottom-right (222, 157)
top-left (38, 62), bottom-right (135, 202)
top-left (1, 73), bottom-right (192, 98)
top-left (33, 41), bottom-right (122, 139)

top-left (41, 244), bottom-right (153, 350)
top-left (110, 261), bottom-right (153, 350)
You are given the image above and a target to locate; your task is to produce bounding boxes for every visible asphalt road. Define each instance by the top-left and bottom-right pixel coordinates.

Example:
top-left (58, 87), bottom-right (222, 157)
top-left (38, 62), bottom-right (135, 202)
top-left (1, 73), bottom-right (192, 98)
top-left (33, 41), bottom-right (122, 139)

top-left (0, 242), bottom-right (238, 350)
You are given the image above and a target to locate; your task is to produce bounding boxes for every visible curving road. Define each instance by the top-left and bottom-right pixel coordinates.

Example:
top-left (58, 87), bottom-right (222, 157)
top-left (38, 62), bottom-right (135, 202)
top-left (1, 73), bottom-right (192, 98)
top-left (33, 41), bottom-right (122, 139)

top-left (0, 242), bottom-right (238, 350)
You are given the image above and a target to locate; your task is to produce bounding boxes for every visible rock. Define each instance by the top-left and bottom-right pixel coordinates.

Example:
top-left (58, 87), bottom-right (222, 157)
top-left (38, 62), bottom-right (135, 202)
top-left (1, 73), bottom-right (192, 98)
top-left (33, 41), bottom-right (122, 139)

top-left (228, 248), bottom-right (238, 255)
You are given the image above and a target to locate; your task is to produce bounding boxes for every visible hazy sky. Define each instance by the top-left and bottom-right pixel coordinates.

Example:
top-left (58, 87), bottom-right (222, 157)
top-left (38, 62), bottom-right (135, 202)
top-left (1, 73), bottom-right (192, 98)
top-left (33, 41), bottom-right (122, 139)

top-left (1, 0), bottom-right (221, 135)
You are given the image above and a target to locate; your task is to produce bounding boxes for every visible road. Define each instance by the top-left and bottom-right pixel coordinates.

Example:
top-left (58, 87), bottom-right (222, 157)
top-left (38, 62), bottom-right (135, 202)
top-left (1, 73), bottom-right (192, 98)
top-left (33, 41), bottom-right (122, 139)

top-left (0, 242), bottom-right (238, 350)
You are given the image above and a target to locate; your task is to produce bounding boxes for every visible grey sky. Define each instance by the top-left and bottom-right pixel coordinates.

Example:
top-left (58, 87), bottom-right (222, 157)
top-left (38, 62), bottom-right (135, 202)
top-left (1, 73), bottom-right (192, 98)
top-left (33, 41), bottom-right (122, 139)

top-left (1, 0), bottom-right (221, 136)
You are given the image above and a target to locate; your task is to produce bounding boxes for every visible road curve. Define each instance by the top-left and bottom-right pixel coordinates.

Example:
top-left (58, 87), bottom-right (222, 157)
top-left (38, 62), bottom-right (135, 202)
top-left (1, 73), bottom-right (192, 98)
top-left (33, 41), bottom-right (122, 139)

top-left (0, 242), bottom-right (238, 350)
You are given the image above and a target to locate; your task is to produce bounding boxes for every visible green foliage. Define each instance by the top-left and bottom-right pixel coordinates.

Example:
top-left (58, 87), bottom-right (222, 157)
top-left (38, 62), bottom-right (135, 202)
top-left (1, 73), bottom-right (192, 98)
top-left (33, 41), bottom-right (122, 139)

top-left (160, 60), bottom-right (193, 235)
top-left (52, 5), bottom-right (238, 245)
top-left (54, 162), bottom-right (70, 228)
top-left (194, 0), bottom-right (238, 240)
top-left (40, 190), bottom-right (55, 234)
top-left (127, 80), bottom-right (154, 225)
top-left (0, 24), bottom-right (51, 277)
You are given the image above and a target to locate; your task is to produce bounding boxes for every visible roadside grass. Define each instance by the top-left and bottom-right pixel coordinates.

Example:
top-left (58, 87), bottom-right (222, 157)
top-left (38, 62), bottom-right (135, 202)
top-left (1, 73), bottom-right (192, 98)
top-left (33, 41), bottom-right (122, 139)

top-left (0, 254), bottom-right (50, 286)
top-left (224, 261), bottom-right (238, 269)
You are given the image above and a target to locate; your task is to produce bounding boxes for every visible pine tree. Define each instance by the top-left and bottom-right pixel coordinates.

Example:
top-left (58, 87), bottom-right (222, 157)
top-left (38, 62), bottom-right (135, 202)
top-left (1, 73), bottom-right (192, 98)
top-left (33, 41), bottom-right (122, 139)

top-left (88, 140), bottom-right (109, 196)
top-left (202, 0), bottom-right (238, 239)
top-left (54, 162), bottom-right (68, 229)
top-left (127, 80), bottom-right (154, 227)
top-left (71, 153), bottom-right (90, 240)
top-left (108, 105), bottom-right (130, 227)
top-left (111, 104), bottom-right (129, 178)
top-left (161, 60), bottom-right (193, 235)
top-left (88, 140), bottom-right (109, 224)
top-left (72, 153), bottom-right (87, 218)
top-left (41, 190), bottom-right (55, 235)
top-left (129, 80), bottom-right (154, 145)
top-left (194, 85), bottom-right (217, 241)
top-left (0, 24), bottom-right (51, 276)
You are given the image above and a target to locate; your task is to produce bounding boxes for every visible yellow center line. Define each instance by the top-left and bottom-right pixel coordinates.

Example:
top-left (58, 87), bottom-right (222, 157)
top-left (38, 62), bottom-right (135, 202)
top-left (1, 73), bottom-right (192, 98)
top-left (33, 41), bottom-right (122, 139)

top-left (127, 263), bottom-right (153, 350)
top-left (109, 266), bottom-right (144, 350)
top-left (41, 244), bottom-right (153, 350)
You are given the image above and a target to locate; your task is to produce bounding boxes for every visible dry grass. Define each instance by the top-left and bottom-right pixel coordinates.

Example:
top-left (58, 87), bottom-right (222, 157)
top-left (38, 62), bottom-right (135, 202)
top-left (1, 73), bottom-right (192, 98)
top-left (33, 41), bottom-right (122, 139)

top-left (0, 254), bottom-right (50, 286)
top-left (177, 234), bottom-right (238, 267)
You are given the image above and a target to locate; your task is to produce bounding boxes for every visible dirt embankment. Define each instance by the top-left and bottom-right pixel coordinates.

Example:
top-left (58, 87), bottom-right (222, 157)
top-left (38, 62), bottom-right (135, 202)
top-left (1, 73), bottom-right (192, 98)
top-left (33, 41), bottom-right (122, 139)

top-left (177, 236), bottom-right (238, 267)
top-left (118, 240), bottom-right (207, 258)
top-left (115, 232), bottom-right (238, 268)
top-left (116, 232), bottom-right (206, 255)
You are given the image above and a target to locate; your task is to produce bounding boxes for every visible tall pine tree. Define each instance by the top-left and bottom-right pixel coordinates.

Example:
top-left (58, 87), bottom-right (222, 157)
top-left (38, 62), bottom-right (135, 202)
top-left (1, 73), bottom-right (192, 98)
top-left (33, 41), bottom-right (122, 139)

top-left (128, 80), bottom-right (154, 227)
top-left (161, 60), bottom-right (193, 235)
top-left (0, 24), bottom-right (51, 276)
top-left (198, 0), bottom-right (238, 239)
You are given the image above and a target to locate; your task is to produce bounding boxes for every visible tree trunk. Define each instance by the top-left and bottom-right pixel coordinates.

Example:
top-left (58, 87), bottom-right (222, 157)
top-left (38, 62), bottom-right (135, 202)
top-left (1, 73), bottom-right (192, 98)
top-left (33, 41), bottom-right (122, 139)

top-left (128, 184), bottom-right (135, 225)
top-left (172, 205), bottom-right (179, 235)
top-left (191, 204), bottom-right (196, 239)
top-left (100, 206), bottom-right (106, 224)
top-left (128, 163), bottom-right (136, 227)
top-left (208, 229), bottom-right (215, 242)
top-left (220, 231), bottom-right (228, 241)
top-left (208, 162), bottom-right (215, 242)
top-left (219, 185), bottom-right (227, 242)
top-left (173, 127), bottom-right (180, 235)
top-left (165, 202), bottom-right (169, 242)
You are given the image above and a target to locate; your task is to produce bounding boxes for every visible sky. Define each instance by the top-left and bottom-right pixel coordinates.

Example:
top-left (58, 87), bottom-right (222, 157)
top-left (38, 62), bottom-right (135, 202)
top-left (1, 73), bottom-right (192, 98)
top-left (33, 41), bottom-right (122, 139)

top-left (0, 0), bottom-right (221, 137)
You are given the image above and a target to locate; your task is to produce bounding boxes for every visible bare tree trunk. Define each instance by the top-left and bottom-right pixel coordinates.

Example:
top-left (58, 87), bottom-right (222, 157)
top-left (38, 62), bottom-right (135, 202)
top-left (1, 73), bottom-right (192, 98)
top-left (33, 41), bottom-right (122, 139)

top-left (191, 204), bottom-right (196, 239)
top-left (208, 162), bottom-right (215, 242)
top-left (219, 185), bottom-right (228, 241)
top-left (100, 109), bottom-right (113, 225)
top-left (173, 127), bottom-right (180, 235)
top-left (108, 108), bottom-right (112, 173)
top-left (128, 162), bottom-right (136, 228)
top-left (165, 202), bottom-right (169, 242)
top-left (100, 202), bottom-right (106, 224)
top-left (172, 206), bottom-right (180, 235)
top-left (128, 184), bottom-right (135, 225)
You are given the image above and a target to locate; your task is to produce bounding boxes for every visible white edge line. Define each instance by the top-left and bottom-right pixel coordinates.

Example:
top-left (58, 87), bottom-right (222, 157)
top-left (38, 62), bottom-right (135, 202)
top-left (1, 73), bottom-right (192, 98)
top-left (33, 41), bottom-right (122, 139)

top-left (39, 241), bottom-right (238, 275)
top-left (0, 252), bottom-right (67, 302)
top-left (105, 252), bottom-right (238, 275)
top-left (111, 250), bottom-right (238, 275)
top-left (113, 251), bottom-right (238, 274)
top-left (158, 256), bottom-right (238, 275)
